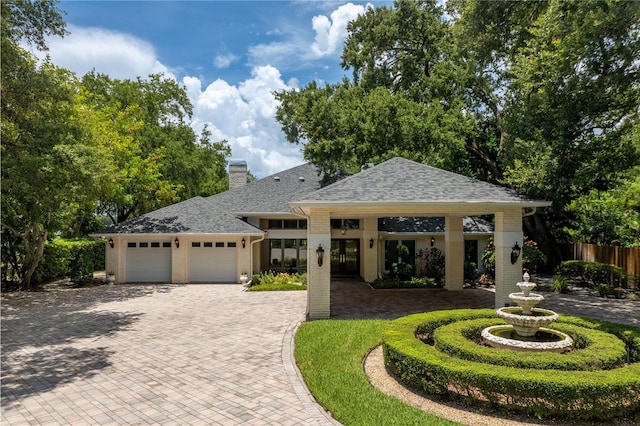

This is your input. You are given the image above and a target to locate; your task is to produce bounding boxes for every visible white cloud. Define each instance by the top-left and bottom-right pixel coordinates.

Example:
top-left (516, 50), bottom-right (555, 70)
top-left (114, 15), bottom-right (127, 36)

top-left (184, 65), bottom-right (304, 178)
top-left (41, 25), bottom-right (175, 80)
top-left (310, 3), bottom-right (368, 57)
top-left (248, 2), bottom-right (370, 67)
top-left (213, 53), bottom-right (239, 69)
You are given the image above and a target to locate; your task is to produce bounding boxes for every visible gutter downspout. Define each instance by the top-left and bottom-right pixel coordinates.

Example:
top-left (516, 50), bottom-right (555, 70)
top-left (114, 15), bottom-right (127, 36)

top-left (523, 207), bottom-right (537, 217)
top-left (250, 233), bottom-right (266, 278)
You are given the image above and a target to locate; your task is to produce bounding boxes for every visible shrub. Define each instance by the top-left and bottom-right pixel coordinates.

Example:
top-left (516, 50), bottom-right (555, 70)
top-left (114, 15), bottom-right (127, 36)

top-left (249, 271), bottom-right (307, 290)
top-left (557, 260), bottom-right (628, 288)
top-left (552, 276), bottom-right (570, 293)
top-left (382, 309), bottom-right (640, 420)
top-left (32, 238), bottom-right (103, 285)
top-left (432, 318), bottom-right (627, 371)
top-left (371, 277), bottom-right (442, 289)
top-left (464, 261), bottom-right (479, 281)
top-left (522, 240), bottom-right (547, 273)
top-left (482, 238), bottom-right (546, 276)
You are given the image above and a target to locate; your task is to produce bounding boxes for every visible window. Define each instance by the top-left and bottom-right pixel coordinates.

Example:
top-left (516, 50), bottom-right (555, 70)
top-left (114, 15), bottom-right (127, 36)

top-left (215, 242), bottom-right (225, 248)
top-left (127, 242), bottom-right (136, 248)
top-left (227, 242), bottom-right (236, 248)
top-left (151, 242), bottom-right (160, 248)
top-left (204, 242), bottom-right (213, 248)
top-left (192, 242), bottom-right (201, 247)
top-left (139, 242), bottom-right (149, 248)
top-left (269, 239), bottom-right (307, 271)
top-left (331, 219), bottom-right (360, 230)
top-left (162, 242), bottom-right (171, 248)
top-left (267, 219), bottom-right (307, 229)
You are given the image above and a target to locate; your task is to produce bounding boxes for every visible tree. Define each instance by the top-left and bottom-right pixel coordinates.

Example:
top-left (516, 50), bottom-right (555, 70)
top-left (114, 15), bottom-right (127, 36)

top-left (1, 1), bottom-right (101, 288)
top-left (80, 72), bottom-right (230, 224)
top-left (275, 0), bottom-right (640, 255)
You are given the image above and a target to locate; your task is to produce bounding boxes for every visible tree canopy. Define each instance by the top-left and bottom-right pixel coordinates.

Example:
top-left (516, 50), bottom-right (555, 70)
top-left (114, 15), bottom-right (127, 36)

top-left (275, 0), bottom-right (640, 249)
top-left (1, 1), bottom-right (230, 288)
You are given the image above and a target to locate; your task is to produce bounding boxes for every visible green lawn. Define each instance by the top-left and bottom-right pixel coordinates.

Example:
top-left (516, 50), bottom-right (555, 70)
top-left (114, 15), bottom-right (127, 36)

top-left (294, 319), bottom-right (460, 426)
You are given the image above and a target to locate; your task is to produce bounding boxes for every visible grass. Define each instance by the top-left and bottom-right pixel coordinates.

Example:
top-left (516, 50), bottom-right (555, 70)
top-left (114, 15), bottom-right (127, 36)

top-left (294, 319), bottom-right (460, 426)
top-left (247, 283), bottom-right (306, 291)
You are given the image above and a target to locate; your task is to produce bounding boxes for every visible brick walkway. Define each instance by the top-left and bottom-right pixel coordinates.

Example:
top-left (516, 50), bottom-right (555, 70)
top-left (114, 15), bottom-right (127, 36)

top-left (2, 279), bottom-right (638, 425)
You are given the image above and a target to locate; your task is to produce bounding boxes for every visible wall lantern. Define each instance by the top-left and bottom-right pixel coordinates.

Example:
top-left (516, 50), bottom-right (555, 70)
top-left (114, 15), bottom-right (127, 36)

top-left (430, 236), bottom-right (435, 247)
top-left (174, 237), bottom-right (180, 249)
top-left (369, 238), bottom-right (374, 249)
top-left (241, 237), bottom-right (246, 248)
top-left (108, 238), bottom-right (114, 249)
top-left (510, 242), bottom-right (521, 264)
top-left (316, 244), bottom-right (325, 267)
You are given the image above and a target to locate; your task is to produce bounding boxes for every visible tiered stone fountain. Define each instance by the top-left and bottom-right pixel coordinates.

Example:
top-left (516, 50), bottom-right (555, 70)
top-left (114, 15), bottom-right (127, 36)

top-left (482, 273), bottom-right (573, 353)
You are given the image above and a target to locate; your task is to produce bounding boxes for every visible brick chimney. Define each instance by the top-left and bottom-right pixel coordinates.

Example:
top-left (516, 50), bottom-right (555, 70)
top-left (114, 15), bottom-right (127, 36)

top-left (228, 160), bottom-right (248, 190)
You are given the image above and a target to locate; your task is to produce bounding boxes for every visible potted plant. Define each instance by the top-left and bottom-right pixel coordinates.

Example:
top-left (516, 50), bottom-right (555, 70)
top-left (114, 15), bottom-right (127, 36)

top-left (106, 271), bottom-right (116, 284)
top-left (239, 272), bottom-right (249, 285)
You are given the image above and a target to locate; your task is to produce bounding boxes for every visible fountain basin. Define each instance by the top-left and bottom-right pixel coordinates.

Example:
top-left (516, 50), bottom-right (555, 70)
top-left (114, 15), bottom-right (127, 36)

top-left (516, 281), bottom-right (536, 296)
top-left (508, 292), bottom-right (544, 315)
top-left (482, 325), bottom-right (573, 353)
top-left (497, 307), bottom-right (558, 337)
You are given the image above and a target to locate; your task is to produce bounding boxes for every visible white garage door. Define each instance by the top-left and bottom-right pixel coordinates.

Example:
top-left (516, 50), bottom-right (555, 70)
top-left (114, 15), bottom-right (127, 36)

top-left (189, 241), bottom-right (237, 283)
top-left (126, 241), bottom-right (172, 282)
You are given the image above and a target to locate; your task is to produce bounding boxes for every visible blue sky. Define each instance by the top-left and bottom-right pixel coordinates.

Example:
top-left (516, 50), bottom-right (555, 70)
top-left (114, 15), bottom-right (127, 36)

top-left (40, 1), bottom-right (391, 177)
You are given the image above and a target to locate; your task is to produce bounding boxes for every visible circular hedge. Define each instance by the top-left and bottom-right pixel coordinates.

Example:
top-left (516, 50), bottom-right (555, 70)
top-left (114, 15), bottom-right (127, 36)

top-left (433, 318), bottom-right (628, 370)
top-left (382, 309), bottom-right (640, 421)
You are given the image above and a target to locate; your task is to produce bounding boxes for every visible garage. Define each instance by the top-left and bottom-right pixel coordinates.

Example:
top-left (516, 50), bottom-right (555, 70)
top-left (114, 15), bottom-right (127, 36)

top-left (126, 241), bottom-right (172, 282)
top-left (189, 241), bottom-right (237, 283)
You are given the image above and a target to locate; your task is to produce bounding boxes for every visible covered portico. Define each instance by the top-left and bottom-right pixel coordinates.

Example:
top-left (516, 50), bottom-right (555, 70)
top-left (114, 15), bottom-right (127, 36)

top-left (291, 158), bottom-right (551, 319)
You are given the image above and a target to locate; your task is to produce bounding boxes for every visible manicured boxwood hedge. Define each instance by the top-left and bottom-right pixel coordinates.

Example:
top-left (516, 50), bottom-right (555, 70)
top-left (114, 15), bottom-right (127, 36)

top-left (433, 318), bottom-right (627, 371)
top-left (382, 309), bottom-right (640, 420)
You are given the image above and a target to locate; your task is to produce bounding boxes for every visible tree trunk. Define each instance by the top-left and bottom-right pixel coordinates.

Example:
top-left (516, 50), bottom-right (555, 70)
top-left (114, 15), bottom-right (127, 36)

top-left (21, 221), bottom-right (48, 290)
top-left (523, 214), bottom-right (563, 273)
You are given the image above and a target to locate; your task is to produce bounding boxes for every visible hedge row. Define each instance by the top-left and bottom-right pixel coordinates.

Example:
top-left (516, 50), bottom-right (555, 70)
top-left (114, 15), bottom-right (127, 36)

top-left (382, 309), bottom-right (640, 420)
top-left (432, 318), bottom-right (628, 371)
top-left (557, 260), bottom-right (628, 288)
top-left (33, 238), bottom-right (105, 285)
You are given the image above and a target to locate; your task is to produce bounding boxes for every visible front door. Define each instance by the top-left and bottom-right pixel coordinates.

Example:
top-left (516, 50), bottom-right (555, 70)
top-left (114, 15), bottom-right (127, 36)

top-left (331, 239), bottom-right (360, 276)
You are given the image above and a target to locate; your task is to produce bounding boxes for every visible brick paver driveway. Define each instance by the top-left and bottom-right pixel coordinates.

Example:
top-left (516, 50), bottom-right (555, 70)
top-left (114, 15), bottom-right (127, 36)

top-left (1, 284), bottom-right (334, 425)
top-left (3, 280), bottom-right (638, 425)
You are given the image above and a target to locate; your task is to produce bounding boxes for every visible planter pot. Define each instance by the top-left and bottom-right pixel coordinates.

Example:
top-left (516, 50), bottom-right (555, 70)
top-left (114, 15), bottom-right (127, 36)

top-left (106, 274), bottom-right (116, 284)
top-left (239, 274), bottom-right (249, 285)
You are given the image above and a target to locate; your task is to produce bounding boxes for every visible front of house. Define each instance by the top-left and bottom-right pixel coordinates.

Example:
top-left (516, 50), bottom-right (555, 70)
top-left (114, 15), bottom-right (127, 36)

top-left (97, 157), bottom-right (550, 318)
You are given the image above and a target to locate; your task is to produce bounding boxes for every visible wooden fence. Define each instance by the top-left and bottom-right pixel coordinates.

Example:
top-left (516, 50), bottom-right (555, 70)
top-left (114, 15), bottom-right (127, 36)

top-left (561, 243), bottom-right (640, 279)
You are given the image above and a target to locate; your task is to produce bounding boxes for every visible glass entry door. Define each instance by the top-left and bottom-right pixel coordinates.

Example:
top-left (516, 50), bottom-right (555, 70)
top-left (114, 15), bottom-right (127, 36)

top-left (331, 239), bottom-right (360, 276)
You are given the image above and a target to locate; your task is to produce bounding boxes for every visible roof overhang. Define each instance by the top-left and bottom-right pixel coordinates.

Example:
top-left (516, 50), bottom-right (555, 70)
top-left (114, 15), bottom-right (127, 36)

top-left (89, 231), bottom-right (266, 238)
top-left (290, 200), bottom-right (552, 216)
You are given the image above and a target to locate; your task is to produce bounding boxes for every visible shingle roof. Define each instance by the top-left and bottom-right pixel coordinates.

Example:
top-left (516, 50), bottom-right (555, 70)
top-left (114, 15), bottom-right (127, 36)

top-left (293, 157), bottom-right (549, 206)
top-left (207, 163), bottom-right (328, 214)
top-left (379, 217), bottom-right (494, 234)
top-left (100, 197), bottom-right (263, 235)
top-left (98, 157), bottom-right (548, 236)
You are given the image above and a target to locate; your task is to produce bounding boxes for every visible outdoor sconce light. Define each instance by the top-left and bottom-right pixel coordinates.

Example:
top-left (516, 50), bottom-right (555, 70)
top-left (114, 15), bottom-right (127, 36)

top-left (241, 237), bottom-right (246, 248)
top-left (316, 244), bottom-right (325, 267)
top-left (430, 236), bottom-right (435, 247)
top-left (108, 238), bottom-right (114, 249)
top-left (511, 242), bottom-right (521, 264)
top-left (369, 238), bottom-right (374, 249)
top-left (174, 237), bottom-right (180, 249)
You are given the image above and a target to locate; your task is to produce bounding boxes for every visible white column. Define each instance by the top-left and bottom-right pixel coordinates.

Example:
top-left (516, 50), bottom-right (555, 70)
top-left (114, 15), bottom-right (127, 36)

top-left (445, 216), bottom-right (464, 291)
top-left (362, 217), bottom-right (379, 283)
top-left (307, 209), bottom-right (331, 319)
top-left (494, 209), bottom-right (524, 308)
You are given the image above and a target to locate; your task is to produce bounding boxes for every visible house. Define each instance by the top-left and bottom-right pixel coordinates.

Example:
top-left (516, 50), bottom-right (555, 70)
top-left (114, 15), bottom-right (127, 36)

top-left (97, 157), bottom-right (550, 318)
